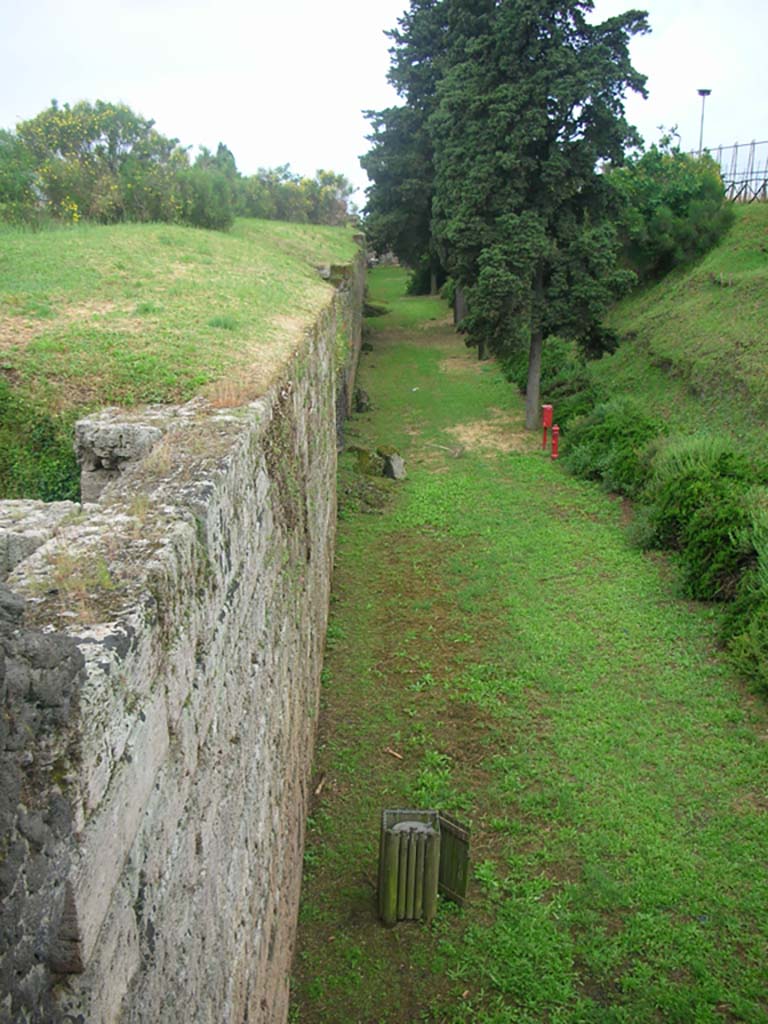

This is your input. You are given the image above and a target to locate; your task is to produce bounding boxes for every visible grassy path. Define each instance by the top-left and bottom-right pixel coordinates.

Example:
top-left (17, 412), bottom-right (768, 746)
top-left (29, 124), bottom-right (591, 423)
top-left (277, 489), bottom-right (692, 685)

top-left (290, 269), bottom-right (768, 1024)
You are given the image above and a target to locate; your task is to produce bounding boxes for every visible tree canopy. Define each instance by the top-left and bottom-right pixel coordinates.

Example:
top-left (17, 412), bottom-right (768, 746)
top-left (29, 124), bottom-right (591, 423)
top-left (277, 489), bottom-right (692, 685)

top-left (1, 100), bottom-right (356, 231)
top-left (363, 0), bottom-right (650, 427)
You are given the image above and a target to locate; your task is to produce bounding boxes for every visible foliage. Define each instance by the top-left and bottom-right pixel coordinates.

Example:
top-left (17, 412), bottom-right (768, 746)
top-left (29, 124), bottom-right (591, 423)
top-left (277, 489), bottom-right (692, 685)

top-left (361, 0), bottom-right (449, 284)
top-left (361, 105), bottom-right (436, 272)
top-left (609, 141), bottom-right (735, 280)
top-left (641, 434), bottom-right (758, 599)
top-left (503, 334), bottom-right (577, 395)
top-left (240, 165), bottom-right (355, 226)
top-left (179, 166), bottom-right (235, 230)
top-left (2, 100), bottom-right (355, 231)
top-left (0, 130), bottom-right (38, 224)
top-left (642, 435), bottom-right (754, 547)
top-left (16, 99), bottom-right (185, 225)
top-left (563, 396), bottom-right (663, 497)
top-left (504, 335), bottom-right (597, 430)
top-left (363, 0), bottom-right (648, 422)
top-left (0, 380), bottom-right (79, 500)
top-left (720, 494), bottom-right (768, 690)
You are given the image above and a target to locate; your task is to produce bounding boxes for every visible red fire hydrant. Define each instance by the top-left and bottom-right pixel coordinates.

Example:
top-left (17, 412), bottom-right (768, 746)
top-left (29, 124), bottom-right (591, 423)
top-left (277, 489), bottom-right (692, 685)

top-left (551, 424), bottom-right (560, 460)
top-left (542, 404), bottom-right (553, 449)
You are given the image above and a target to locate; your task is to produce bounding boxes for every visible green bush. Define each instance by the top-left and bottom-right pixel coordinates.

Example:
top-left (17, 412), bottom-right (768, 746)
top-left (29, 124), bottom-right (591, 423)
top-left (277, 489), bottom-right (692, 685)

top-left (608, 145), bottom-right (735, 281)
top-left (405, 255), bottom-right (445, 296)
top-left (563, 397), bottom-right (663, 497)
top-left (0, 129), bottom-right (37, 223)
top-left (720, 493), bottom-right (768, 688)
top-left (643, 435), bottom-right (754, 547)
top-left (0, 380), bottom-right (79, 501)
top-left (178, 167), bottom-right (235, 231)
top-left (643, 435), bottom-right (759, 600)
top-left (440, 276), bottom-right (456, 307)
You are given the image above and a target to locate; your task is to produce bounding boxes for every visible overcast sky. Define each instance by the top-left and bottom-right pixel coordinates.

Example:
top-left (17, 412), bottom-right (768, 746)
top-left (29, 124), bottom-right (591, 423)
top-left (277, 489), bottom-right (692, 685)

top-left (2, 0), bottom-right (767, 206)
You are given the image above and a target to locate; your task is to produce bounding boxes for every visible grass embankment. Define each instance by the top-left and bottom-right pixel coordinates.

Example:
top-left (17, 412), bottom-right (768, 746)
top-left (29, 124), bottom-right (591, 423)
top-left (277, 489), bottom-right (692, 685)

top-left (0, 218), bottom-right (357, 498)
top-left (291, 267), bottom-right (768, 1023)
top-left (559, 205), bottom-right (768, 690)
top-left (594, 203), bottom-right (768, 438)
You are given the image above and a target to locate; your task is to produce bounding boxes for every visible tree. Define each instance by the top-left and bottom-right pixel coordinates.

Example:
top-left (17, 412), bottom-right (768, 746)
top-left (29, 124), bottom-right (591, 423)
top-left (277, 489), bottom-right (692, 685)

top-left (428, 0), bottom-right (648, 426)
top-left (0, 130), bottom-right (36, 222)
top-left (16, 99), bottom-right (189, 223)
top-left (360, 104), bottom-right (435, 270)
top-left (361, 0), bottom-right (450, 290)
top-left (365, 0), bottom-right (649, 424)
top-left (607, 138), bottom-right (734, 280)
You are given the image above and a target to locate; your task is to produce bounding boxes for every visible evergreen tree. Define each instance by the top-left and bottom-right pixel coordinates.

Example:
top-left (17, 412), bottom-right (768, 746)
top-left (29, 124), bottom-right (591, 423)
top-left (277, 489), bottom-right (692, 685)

top-left (363, 0), bottom-right (649, 426)
top-left (361, 0), bottom-right (450, 288)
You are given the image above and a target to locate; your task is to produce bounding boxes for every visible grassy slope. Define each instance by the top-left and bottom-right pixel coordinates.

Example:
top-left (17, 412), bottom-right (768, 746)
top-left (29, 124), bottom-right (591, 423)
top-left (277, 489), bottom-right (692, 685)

top-left (291, 267), bottom-right (768, 1024)
top-left (593, 203), bottom-right (768, 437)
top-left (0, 218), bottom-right (357, 410)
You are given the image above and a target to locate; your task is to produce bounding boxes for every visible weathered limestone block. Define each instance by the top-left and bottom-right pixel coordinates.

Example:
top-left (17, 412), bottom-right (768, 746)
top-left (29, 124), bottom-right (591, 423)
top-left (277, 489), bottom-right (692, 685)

top-left (0, 245), bottom-right (366, 1024)
top-left (74, 409), bottom-right (170, 501)
top-left (0, 501), bottom-right (79, 579)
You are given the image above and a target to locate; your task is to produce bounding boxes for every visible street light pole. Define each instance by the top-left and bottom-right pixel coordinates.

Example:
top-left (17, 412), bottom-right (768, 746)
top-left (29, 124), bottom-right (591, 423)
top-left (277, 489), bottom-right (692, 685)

top-left (698, 88), bottom-right (712, 157)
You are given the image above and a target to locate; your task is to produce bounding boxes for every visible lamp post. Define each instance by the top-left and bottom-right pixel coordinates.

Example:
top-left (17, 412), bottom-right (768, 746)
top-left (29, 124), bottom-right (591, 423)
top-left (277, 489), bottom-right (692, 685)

top-left (698, 88), bottom-right (711, 157)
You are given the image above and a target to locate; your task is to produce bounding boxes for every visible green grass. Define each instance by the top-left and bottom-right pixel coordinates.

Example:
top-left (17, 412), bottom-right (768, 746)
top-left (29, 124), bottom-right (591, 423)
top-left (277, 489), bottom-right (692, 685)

top-left (0, 217), bottom-right (357, 499)
top-left (592, 203), bottom-right (768, 438)
top-left (291, 267), bottom-right (768, 1023)
top-left (0, 217), bottom-right (357, 410)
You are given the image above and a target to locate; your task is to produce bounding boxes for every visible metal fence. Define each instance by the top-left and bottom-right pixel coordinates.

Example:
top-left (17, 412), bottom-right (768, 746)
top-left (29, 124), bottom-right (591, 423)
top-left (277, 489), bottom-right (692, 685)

top-left (708, 141), bottom-right (768, 202)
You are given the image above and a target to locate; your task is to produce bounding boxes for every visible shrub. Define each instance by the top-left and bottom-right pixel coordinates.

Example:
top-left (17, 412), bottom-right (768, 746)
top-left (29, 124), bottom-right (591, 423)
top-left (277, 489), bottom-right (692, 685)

top-left (720, 493), bottom-right (768, 688)
top-left (0, 381), bottom-right (79, 501)
top-left (0, 130), bottom-right (37, 223)
top-left (643, 435), bottom-right (759, 600)
top-left (440, 276), bottom-right (456, 307)
top-left (178, 167), bottom-right (235, 231)
top-left (643, 435), bottom-right (754, 547)
top-left (563, 397), bottom-right (663, 497)
top-left (608, 144), bottom-right (735, 281)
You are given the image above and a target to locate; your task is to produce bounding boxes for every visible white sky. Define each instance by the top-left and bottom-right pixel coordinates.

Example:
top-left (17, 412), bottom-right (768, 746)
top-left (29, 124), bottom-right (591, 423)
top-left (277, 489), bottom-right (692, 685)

top-left (1, 0), bottom-right (767, 206)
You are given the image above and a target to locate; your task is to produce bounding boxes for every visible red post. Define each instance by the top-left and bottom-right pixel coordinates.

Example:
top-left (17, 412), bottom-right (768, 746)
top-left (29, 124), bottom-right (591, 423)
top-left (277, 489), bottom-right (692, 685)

top-left (542, 404), bottom-right (553, 449)
top-left (551, 424), bottom-right (560, 460)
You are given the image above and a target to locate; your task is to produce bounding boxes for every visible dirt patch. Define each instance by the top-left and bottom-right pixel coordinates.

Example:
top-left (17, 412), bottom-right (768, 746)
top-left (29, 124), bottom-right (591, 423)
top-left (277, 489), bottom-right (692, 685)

top-left (271, 313), bottom-right (307, 340)
top-left (0, 299), bottom-right (128, 353)
top-left (732, 791), bottom-right (768, 814)
top-left (0, 318), bottom-right (39, 351)
top-left (439, 354), bottom-right (491, 375)
top-left (63, 299), bottom-right (120, 319)
top-left (446, 407), bottom-right (538, 454)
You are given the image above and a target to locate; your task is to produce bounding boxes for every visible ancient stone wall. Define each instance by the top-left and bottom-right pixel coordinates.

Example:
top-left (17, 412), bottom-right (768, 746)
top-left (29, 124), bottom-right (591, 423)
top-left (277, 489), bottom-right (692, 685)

top-left (0, 251), bottom-right (364, 1024)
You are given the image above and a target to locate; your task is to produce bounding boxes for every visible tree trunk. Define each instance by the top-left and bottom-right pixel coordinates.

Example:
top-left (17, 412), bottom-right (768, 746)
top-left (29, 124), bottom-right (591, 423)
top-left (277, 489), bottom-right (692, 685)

top-left (524, 326), bottom-right (543, 429)
top-left (524, 269), bottom-right (545, 430)
top-left (430, 269), bottom-right (438, 295)
top-left (453, 285), bottom-right (468, 326)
